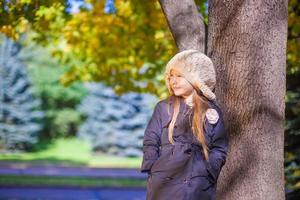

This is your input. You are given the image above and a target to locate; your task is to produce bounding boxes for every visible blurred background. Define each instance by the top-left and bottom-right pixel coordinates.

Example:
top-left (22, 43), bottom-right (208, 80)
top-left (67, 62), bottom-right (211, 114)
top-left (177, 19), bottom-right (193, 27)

top-left (0, 0), bottom-right (299, 199)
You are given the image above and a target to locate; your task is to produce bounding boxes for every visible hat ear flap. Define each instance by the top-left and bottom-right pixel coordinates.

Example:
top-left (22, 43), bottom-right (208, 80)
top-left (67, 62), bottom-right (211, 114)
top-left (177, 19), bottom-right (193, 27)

top-left (195, 80), bottom-right (216, 101)
top-left (200, 84), bottom-right (216, 100)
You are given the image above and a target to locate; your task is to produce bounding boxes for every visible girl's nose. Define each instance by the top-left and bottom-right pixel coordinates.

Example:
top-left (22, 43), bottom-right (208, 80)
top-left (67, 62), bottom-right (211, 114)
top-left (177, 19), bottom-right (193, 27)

top-left (170, 76), bottom-right (177, 83)
top-left (171, 80), bottom-right (177, 86)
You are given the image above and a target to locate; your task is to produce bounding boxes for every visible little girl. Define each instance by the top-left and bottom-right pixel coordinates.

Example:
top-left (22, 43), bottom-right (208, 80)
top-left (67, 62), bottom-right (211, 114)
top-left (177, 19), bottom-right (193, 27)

top-left (140, 50), bottom-right (228, 200)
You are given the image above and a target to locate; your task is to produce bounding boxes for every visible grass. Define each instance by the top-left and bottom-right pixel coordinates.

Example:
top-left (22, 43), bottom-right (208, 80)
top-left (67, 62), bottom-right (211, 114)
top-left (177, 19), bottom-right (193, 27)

top-left (0, 138), bottom-right (142, 168)
top-left (0, 175), bottom-right (146, 188)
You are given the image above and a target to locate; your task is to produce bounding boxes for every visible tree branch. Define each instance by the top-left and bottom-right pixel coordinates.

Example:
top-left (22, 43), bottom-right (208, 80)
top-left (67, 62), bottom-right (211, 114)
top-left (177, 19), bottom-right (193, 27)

top-left (158, 0), bottom-right (206, 53)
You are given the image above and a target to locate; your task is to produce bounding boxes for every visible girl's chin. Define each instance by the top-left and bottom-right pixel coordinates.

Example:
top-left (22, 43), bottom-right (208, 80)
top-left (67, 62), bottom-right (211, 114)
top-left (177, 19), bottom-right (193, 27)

top-left (174, 90), bottom-right (183, 96)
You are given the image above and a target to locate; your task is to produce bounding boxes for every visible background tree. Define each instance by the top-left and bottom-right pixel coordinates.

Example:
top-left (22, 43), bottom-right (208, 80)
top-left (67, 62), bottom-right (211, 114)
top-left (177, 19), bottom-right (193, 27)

top-left (24, 41), bottom-right (87, 140)
top-left (77, 82), bottom-right (157, 157)
top-left (0, 0), bottom-right (177, 96)
top-left (0, 0), bottom-right (70, 41)
top-left (285, 0), bottom-right (300, 192)
top-left (0, 35), bottom-right (44, 150)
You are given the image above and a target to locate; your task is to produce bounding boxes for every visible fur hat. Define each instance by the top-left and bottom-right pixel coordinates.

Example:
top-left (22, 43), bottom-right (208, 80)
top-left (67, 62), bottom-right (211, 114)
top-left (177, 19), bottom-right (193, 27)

top-left (164, 49), bottom-right (216, 101)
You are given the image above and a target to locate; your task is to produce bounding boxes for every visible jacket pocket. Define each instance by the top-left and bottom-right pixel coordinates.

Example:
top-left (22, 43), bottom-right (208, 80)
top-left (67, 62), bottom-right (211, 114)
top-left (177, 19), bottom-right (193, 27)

top-left (205, 161), bottom-right (218, 184)
top-left (191, 153), bottom-right (216, 190)
top-left (191, 152), bottom-right (209, 176)
top-left (191, 176), bottom-right (214, 191)
top-left (151, 144), bottom-right (190, 174)
top-left (149, 172), bottom-right (181, 186)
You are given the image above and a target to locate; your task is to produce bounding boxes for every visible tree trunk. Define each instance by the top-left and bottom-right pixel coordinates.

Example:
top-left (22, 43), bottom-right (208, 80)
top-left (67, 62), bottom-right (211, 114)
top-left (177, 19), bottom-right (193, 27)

top-left (159, 0), bottom-right (288, 199)
top-left (158, 0), bottom-right (206, 52)
top-left (207, 0), bottom-right (288, 199)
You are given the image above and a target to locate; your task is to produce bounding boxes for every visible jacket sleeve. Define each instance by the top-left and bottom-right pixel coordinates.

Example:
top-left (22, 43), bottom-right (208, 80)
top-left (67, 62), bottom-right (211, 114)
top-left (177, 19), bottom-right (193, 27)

top-left (206, 106), bottom-right (229, 182)
top-left (140, 102), bottom-right (162, 174)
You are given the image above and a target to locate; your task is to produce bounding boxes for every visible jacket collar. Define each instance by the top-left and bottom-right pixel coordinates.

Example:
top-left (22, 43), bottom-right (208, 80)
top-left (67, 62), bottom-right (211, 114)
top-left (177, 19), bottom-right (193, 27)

top-left (163, 95), bottom-right (217, 129)
top-left (168, 95), bottom-right (215, 110)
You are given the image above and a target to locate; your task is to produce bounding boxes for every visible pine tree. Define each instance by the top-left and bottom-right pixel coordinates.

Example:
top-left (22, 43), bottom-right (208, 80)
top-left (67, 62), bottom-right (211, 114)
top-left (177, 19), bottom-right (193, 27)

top-left (77, 82), bottom-right (157, 157)
top-left (104, 0), bottom-right (116, 14)
top-left (0, 35), bottom-right (44, 150)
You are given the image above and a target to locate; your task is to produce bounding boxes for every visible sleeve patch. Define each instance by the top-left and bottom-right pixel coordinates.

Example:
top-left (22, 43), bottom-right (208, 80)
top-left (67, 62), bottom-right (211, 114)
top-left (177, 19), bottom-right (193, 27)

top-left (206, 108), bottom-right (219, 124)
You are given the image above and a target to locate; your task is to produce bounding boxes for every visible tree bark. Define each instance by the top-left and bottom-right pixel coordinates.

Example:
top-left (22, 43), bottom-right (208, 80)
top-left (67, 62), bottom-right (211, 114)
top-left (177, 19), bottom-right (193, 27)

top-left (207, 0), bottom-right (288, 199)
top-left (158, 0), bottom-right (206, 52)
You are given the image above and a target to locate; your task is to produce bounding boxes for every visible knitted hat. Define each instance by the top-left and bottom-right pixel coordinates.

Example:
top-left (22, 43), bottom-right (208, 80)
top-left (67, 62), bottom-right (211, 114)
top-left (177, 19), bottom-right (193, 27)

top-left (164, 50), bottom-right (216, 101)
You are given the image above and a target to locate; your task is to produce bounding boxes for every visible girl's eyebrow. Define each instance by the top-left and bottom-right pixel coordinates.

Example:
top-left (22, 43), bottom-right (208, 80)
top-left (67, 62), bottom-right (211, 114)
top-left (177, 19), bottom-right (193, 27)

top-left (170, 71), bottom-right (180, 76)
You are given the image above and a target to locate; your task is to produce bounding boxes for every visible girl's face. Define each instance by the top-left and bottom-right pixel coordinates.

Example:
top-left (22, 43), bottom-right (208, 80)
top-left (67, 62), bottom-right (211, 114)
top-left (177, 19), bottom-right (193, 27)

top-left (169, 69), bottom-right (194, 98)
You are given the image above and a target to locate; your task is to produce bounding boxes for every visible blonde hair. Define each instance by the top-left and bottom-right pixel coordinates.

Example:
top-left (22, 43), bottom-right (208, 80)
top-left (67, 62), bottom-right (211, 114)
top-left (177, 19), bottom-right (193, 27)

top-left (166, 70), bottom-right (211, 161)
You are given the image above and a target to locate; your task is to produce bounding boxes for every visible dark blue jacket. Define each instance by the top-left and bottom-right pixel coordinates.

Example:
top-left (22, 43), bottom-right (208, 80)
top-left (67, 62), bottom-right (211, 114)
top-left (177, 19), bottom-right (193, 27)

top-left (140, 96), bottom-right (228, 200)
